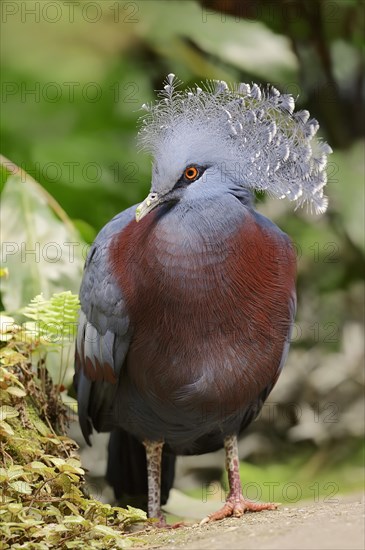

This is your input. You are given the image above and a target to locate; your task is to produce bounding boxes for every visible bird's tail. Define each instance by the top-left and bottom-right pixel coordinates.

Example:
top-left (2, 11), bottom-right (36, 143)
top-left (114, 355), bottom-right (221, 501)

top-left (106, 428), bottom-right (176, 510)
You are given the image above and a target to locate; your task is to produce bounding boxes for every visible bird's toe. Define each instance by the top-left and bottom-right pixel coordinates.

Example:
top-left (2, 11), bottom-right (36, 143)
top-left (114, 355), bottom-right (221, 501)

top-left (200, 497), bottom-right (279, 524)
top-left (241, 499), bottom-right (279, 512)
top-left (149, 515), bottom-right (186, 529)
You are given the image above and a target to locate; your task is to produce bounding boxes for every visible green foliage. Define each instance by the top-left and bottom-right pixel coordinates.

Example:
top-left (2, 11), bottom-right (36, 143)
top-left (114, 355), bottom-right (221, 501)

top-left (0, 157), bottom-right (85, 312)
top-left (22, 292), bottom-right (80, 339)
top-left (0, 294), bottom-right (147, 549)
top-left (0, 287), bottom-right (81, 431)
top-left (1, 289), bottom-right (81, 397)
top-left (0, 0), bottom-right (300, 239)
top-left (21, 291), bottom-right (81, 392)
top-left (328, 142), bottom-right (365, 253)
top-left (0, 0), bottom-right (364, 527)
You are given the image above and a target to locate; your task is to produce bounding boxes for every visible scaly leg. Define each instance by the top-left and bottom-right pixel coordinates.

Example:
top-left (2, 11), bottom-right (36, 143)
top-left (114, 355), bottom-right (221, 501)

top-left (201, 435), bottom-right (278, 524)
top-left (143, 440), bottom-right (165, 523)
top-left (143, 440), bottom-right (185, 529)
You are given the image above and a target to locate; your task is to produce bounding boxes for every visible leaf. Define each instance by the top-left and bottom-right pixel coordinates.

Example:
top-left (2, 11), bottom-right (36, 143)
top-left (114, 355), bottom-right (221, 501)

top-left (0, 156), bottom-right (85, 311)
top-left (26, 462), bottom-right (53, 475)
top-left (0, 405), bottom-right (19, 420)
top-left (42, 506), bottom-right (63, 518)
top-left (65, 458), bottom-right (83, 468)
top-left (0, 467), bottom-right (8, 482)
top-left (33, 418), bottom-right (52, 437)
top-left (63, 489), bottom-right (83, 500)
top-left (7, 465), bottom-right (27, 480)
top-left (9, 481), bottom-right (32, 495)
top-left (141, 2), bottom-right (298, 82)
top-left (8, 503), bottom-right (23, 514)
top-left (46, 457), bottom-right (66, 467)
top-left (44, 435), bottom-right (62, 444)
top-left (0, 348), bottom-right (29, 367)
top-left (58, 464), bottom-right (85, 475)
top-left (22, 291), bottom-right (80, 342)
top-left (328, 140), bottom-right (364, 252)
top-left (6, 387), bottom-right (26, 398)
top-left (63, 515), bottom-right (86, 524)
top-left (92, 524), bottom-right (120, 537)
top-left (50, 522), bottom-right (68, 531)
top-left (63, 500), bottom-right (81, 516)
top-left (0, 314), bottom-right (20, 341)
top-left (0, 420), bottom-right (14, 436)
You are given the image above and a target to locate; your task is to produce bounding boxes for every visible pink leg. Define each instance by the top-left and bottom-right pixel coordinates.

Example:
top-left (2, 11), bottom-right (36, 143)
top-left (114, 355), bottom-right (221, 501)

top-left (201, 435), bottom-right (278, 524)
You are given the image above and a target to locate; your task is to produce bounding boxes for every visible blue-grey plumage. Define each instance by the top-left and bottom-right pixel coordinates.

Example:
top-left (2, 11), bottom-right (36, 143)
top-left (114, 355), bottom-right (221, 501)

top-left (74, 74), bottom-right (330, 523)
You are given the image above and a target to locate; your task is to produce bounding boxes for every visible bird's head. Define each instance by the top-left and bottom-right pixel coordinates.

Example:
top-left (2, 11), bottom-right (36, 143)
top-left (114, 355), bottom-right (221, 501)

top-left (135, 74), bottom-right (332, 222)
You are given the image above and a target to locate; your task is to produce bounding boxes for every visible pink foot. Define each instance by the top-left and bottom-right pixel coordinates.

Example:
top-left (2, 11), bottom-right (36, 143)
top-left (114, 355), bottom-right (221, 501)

top-left (201, 495), bottom-right (279, 524)
top-left (150, 513), bottom-right (186, 529)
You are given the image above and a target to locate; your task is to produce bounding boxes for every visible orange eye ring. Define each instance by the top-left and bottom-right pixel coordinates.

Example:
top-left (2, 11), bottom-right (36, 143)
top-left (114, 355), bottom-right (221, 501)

top-left (184, 166), bottom-right (199, 180)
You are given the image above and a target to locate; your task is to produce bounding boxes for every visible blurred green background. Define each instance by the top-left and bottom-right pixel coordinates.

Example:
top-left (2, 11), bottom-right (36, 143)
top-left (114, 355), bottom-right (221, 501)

top-left (1, 0), bottom-right (364, 510)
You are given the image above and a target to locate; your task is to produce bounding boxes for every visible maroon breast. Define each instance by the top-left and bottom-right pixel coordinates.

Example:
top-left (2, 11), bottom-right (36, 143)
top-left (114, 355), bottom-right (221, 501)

top-left (109, 205), bottom-right (296, 417)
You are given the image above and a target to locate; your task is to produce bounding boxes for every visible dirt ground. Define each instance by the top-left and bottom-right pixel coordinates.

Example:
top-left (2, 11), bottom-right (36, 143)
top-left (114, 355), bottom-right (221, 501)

top-left (135, 493), bottom-right (364, 550)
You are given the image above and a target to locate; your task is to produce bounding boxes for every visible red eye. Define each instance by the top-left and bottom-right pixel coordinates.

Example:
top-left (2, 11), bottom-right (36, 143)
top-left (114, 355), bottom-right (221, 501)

top-left (184, 166), bottom-right (199, 180)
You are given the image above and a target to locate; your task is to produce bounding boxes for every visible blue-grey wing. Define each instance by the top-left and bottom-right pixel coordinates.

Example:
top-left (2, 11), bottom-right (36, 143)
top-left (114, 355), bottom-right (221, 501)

top-left (75, 205), bottom-right (136, 444)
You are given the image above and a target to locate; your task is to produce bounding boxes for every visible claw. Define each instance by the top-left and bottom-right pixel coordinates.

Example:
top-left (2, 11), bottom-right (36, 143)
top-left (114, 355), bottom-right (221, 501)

top-left (199, 436), bottom-right (281, 524)
top-left (201, 499), bottom-right (280, 524)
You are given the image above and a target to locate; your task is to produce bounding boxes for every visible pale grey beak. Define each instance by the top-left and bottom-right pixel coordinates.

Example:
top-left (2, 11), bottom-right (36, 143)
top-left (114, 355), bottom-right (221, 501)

top-left (135, 192), bottom-right (160, 222)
